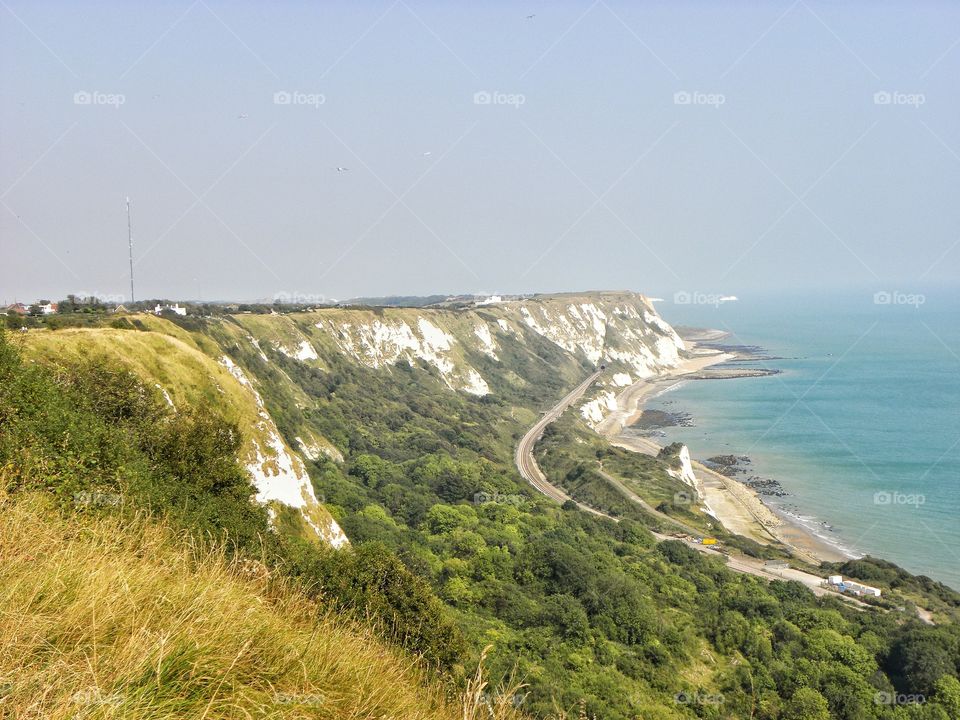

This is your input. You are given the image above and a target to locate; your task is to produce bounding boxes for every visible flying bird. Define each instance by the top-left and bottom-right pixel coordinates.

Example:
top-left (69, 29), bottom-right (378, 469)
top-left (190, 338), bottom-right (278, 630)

top-left (421, 151), bottom-right (432, 157)
top-left (237, 112), bottom-right (248, 119)
top-left (526, 14), bottom-right (536, 19)
top-left (335, 167), bottom-right (349, 173)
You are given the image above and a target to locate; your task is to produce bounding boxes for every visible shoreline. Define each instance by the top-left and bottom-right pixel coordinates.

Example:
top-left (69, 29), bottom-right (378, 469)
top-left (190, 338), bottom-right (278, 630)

top-left (598, 344), bottom-right (851, 564)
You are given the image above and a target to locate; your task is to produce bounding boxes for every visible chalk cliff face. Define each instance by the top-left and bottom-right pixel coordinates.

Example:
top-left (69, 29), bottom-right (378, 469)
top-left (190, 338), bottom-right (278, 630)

top-left (219, 356), bottom-right (348, 548)
top-left (24, 292), bottom-right (683, 549)
top-left (500, 294), bottom-right (685, 378)
top-left (220, 292), bottom-right (683, 403)
top-left (313, 314), bottom-right (491, 395)
top-left (226, 291), bottom-right (686, 448)
top-left (274, 292), bottom-right (686, 397)
top-left (669, 445), bottom-right (697, 487)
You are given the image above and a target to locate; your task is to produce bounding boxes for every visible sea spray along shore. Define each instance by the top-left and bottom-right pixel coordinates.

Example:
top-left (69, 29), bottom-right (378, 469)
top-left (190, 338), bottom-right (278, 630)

top-left (592, 332), bottom-right (851, 564)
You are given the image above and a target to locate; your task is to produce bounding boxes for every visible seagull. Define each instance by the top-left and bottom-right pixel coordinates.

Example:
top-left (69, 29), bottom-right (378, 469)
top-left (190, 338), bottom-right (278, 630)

top-left (237, 112), bottom-right (248, 119)
top-left (335, 167), bottom-right (349, 173)
top-left (421, 151), bottom-right (432, 157)
top-left (525, 13), bottom-right (536, 19)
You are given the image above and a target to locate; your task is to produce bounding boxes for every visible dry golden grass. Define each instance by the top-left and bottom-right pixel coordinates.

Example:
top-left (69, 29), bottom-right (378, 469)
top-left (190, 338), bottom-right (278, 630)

top-left (19, 326), bottom-right (256, 426)
top-left (0, 493), bottom-right (531, 720)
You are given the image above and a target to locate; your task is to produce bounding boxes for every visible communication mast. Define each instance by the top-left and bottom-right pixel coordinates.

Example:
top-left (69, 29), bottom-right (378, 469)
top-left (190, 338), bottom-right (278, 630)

top-left (126, 196), bottom-right (135, 303)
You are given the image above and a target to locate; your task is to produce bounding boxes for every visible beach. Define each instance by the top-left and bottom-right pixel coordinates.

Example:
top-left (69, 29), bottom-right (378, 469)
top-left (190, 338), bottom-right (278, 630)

top-left (598, 342), bottom-right (850, 564)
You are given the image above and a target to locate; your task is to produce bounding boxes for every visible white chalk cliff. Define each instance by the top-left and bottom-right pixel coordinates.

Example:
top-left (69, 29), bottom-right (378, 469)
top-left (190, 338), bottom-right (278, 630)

top-left (219, 356), bottom-right (348, 548)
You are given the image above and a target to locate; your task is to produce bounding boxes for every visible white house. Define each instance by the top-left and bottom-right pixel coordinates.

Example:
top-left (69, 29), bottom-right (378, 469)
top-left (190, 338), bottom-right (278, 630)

top-left (846, 581), bottom-right (882, 597)
top-left (154, 303), bottom-right (187, 316)
top-left (827, 575), bottom-right (881, 597)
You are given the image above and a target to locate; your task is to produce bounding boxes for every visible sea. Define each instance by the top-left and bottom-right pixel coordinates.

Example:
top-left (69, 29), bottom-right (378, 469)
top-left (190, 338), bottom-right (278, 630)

top-left (652, 287), bottom-right (960, 590)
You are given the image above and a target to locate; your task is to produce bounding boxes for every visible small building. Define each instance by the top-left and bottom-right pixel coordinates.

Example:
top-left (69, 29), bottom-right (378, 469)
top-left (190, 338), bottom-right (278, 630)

top-left (845, 581), bottom-right (882, 597)
top-left (154, 303), bottom-right (187, 316)
top-left (4, 303), bottom-right (27, 315)
top-left (39, 302), bottom-right (58, 315)
top-left (826, 575), bottom-right (881, 597)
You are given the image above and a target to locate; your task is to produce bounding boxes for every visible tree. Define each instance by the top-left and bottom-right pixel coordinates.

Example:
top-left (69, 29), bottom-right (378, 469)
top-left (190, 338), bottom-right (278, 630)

top-left (889, 628), bottom-right (959, 696)
top-left (782, 687), bottom-right (830, 720)
top-left (930, 675), bottom-right (960, 718)
top-left (349, 453), bottom-right (398, 489)
top-left (541, 594), bottom-right (589, 643)
top-left (425, 504), bottom-right (470, 534)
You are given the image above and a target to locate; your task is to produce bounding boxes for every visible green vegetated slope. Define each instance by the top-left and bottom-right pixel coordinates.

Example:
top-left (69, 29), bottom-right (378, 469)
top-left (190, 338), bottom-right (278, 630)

top-left (534, 420), bottom-right (786, 559)
top-left (16, 317), bottom-right (345, 547)
top-left (7, 293), bottom-right (960, 720)
top-left (1, 328), bottom-right (533, 720)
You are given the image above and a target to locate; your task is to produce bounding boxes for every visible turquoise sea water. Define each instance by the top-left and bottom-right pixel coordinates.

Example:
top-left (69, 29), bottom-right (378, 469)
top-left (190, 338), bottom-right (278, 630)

top-left (654, 289), bottom-right (960, 590)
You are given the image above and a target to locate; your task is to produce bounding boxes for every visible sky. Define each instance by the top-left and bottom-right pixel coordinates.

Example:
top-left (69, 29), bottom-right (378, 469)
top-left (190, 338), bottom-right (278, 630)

top-left (2, 0), bottom-right (959, 304)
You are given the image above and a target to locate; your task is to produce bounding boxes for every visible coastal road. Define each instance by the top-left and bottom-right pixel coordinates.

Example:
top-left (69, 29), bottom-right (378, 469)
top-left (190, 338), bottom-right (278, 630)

top-left (513, 370), bottom-right (875, 612)
top-left (514, 370), bottom-right (611, 518)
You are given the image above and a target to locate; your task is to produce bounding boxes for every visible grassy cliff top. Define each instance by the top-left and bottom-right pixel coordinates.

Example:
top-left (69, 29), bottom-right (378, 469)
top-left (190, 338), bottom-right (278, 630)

top-left (0, 493), bottom-right (527, 720)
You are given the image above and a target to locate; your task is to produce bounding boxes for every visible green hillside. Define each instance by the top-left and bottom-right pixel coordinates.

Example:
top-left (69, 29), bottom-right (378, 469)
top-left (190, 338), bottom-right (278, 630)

top-left (5, 295), bottom-right (960, 719)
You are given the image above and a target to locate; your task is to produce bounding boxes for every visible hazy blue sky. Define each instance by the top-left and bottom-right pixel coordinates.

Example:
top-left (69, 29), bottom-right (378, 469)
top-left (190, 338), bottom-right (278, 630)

top-left (2, 1), bottom-right (958, 303)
